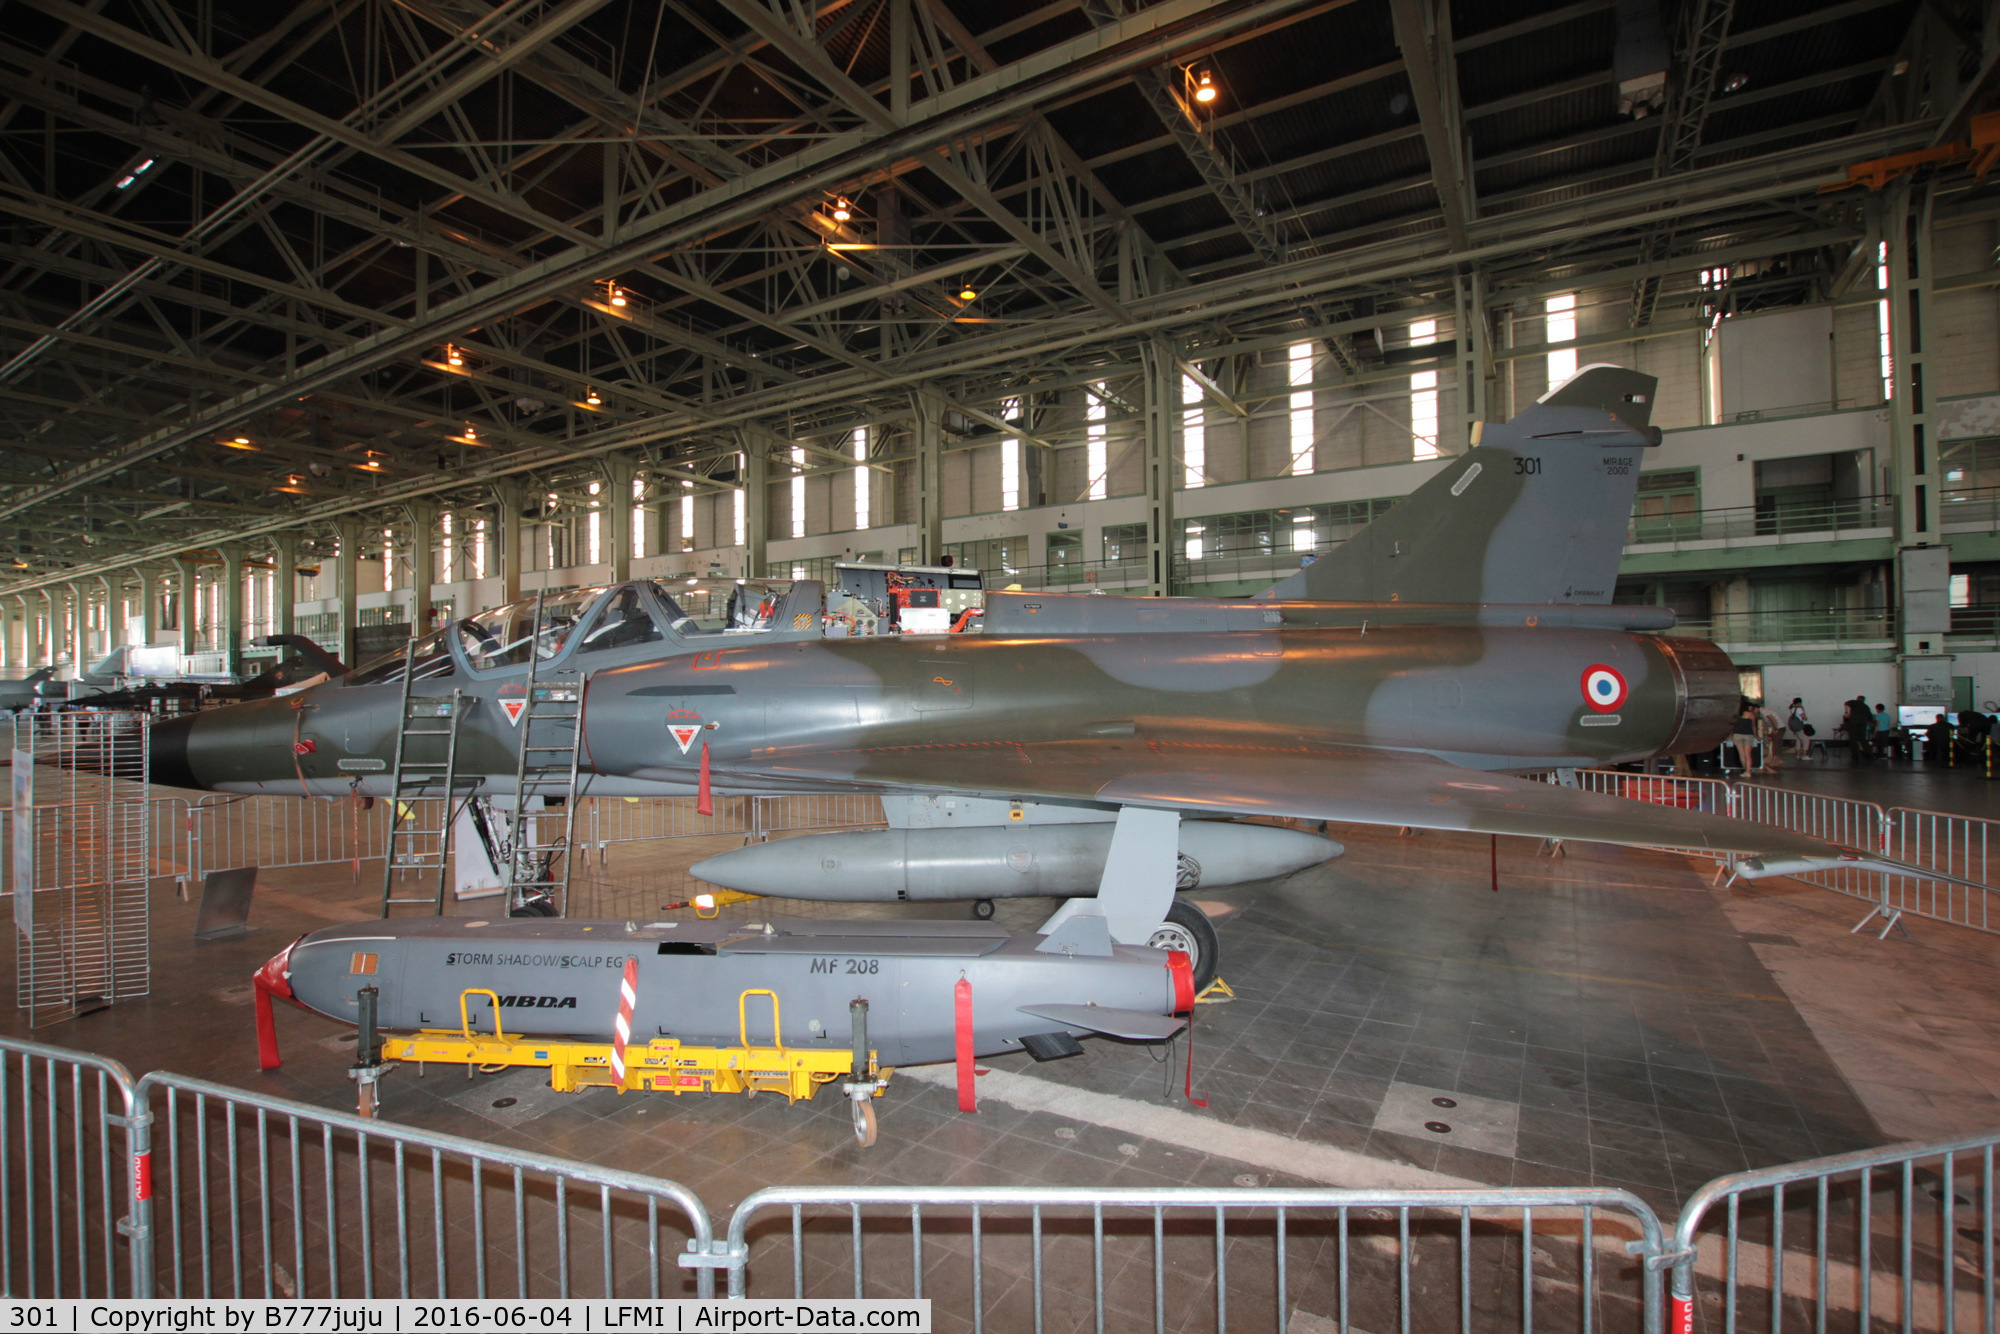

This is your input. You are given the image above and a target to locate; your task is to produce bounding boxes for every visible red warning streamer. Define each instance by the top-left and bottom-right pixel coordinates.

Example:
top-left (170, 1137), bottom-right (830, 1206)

top-left (696, 741), bottom-right (713, 817)
top-left (953, 975), bottom-right (977, 1113)
top-left (610, 956), bottom-right (638, 1086)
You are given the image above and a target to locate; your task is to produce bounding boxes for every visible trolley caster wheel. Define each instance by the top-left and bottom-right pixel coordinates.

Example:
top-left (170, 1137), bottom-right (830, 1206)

top-left (852, 1097), bottom-right (878, 1148)
top-left (971, 899), bottom-right (996, 921)
top-left (1146, 899), bottom-right (1220, 993)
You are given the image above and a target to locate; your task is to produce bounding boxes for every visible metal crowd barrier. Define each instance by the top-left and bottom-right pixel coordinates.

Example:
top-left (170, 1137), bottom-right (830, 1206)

top-left (137, 1072), bottom-right (716, 1300)
top-left (0, 1037), bottom-right (148, 1298)
top-left (722, 1184), bottom-right (1669, 1332)
top-left (1667, 1129), bottom-right (1998, 1333)
top-left (1881, 807), bottom-right (2000, 935)
top-left (1556, 773), bottom-right (2000, 939)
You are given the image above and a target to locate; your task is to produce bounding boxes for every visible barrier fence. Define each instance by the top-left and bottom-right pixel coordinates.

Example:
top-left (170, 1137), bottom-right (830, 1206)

top-left (1535, 771), bottom-right (2000, 939)
top-left (138, 1072), bottom-right (715, 1301)
top-left (1668, 1131), bottom-right (1998, 1333)
top-left (0, 1030), bottom-right (1991, 1330)
top-left (724, 1184), bottom-right (1668, 1332)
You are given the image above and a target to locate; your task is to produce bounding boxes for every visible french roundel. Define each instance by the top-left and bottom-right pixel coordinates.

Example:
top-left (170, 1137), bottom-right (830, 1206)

top-left (1581, 665), bottom-right (1628, 713)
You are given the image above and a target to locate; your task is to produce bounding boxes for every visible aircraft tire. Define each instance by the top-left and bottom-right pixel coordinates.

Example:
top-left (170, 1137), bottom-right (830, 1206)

top-left (1148, 899), bottom-right (1219, 993)
top-left (971, 899), bottom-right (996, 921)
top-left (509, 899), bottom-right (558, 918)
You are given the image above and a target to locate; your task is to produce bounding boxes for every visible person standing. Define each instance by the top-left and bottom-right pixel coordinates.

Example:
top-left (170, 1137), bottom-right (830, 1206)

top-left (1842, 697), bottom-right (1872, 764)
top-left (1871, 703), bottom-right (1898, 759)
top-left (1785, 697), bottom-right (1811, 758)
top-left (1732, 698), bottom-right (1760, 775)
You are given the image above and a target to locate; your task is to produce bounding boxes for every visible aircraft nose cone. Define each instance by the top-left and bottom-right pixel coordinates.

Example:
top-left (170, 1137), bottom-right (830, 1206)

top-left (148, 713), bottom-right (202, 790)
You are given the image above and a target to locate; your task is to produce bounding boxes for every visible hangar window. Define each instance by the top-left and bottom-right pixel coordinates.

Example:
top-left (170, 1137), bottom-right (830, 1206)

top-left (1409, 320), bottom-right (1439, 461)
top-left (1546, 294), bottom-right (1577, 388)
top-left (1288, 343), bottom-right (1314, 475)
top-left (1102, 523), bottom-right (1148, 564)
top-left (853, 427), bottom-right (871, 529)
top-left (1086, 385), bottom-right (1108, 500)
top-left (1000, 401), bottom-right (1021, 512)
top-left (733, 456), bottom-right (747, 546)
top-left (790, 446), bottom-right (807, 538)
top-left (1633, 470), bottom-right (1701, 541)
top-left (1182, 375), bottom-right (1205, 488)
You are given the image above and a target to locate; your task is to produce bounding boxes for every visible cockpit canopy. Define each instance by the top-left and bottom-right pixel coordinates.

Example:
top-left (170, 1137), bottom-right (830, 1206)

top-left (343, 578), bottom-right (815, 685)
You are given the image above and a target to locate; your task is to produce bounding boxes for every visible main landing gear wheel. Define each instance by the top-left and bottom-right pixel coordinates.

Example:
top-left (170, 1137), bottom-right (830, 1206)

top-left (1147, 899), bottom-right (1219, 993)
top-left (509, 898), bottom-right (558, 918)
top-left (971, 899), bottom-right (996, 921)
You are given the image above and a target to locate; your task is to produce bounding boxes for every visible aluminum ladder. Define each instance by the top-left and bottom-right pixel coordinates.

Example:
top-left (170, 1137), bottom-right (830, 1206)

top-left (378, 639), bottom-right (474, 917)
top-left (502, 595), bottom-right (586, 917)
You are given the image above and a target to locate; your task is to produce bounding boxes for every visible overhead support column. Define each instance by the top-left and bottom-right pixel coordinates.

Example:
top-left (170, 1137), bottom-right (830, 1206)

top-left (333, 521), bottom-right (359, 669)
top-left (1141, 338), bottom-right (1177, 598)
top-left (97, 574), bottom-right (118, 654)
top-left (1455, 271), bottom-right (1490, 450)
top-left (172, 560), bottom-right (199, 661)
top-left (912, 389), bottom-right (945, 567)
top-left (219, 547), bottom-right (245, 677)
top-left (604, 458), bottom-right (635, 583)
top-left (1885, 181), bottom-right (1952, 710)
top-left (406, 502), bottom-right (435, 634)
top-left (134, 567), bottom-right (156, 647)
top-left (272, 533), bottom-right (297, 639)
top-left (493, 482), bottom-right (522, 605)
top-left (65, 582), bottom-right (85, 672)
top-left (738, 431), bottom-right (769, 580)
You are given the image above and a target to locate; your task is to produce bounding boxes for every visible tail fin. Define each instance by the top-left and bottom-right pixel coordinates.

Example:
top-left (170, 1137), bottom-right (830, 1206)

top-left (1264, 364), bottom-right (1661, 605)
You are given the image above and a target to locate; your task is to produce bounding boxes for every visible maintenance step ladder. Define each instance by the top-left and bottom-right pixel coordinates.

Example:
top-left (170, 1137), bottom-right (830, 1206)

top-left (379, 640), bottom-right (480, 918)
top-left (503, 594), bottom-right (587, 917)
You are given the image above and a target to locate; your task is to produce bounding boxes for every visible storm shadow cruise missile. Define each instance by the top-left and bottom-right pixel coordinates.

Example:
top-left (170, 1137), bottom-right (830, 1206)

top-left (691, 819), bottom-right (1340, 901)
top-left (253, 913), bottom-right (1193, 1072)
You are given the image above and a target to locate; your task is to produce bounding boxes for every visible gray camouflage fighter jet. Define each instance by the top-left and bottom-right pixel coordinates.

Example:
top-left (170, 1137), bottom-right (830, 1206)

top-left (0, 666), bottom-right (58, 712)
top-left (150, 366), bottom-right (1929, 979)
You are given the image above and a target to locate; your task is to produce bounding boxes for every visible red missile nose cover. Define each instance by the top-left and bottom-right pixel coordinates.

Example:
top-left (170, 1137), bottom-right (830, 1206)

top-left (253, 935), bottom-right (306, 1071)
top-left (1166, 950), bottom-right (1194, 1012)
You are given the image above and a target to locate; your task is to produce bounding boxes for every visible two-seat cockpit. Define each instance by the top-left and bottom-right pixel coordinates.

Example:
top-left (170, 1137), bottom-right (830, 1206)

top-left (337, 569), bottom-right (985, 690)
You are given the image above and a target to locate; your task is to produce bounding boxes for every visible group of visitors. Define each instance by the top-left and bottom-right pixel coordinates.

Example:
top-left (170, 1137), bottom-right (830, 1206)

top-left (1777, 695), bottom-right (1996, 764)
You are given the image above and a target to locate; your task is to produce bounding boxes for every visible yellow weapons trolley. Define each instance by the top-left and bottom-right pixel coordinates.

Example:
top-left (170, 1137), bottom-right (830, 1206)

top-left (379, 987), bottom-right (890, 1119)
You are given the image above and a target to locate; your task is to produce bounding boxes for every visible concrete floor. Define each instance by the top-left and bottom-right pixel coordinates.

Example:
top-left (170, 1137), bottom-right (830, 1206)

top-left (1, 755), bottom-right (1995, 1322)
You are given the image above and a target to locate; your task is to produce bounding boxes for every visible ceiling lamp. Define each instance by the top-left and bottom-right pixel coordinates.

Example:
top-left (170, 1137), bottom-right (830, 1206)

top-left (463, 424), bottom-right (477, 441)
top-left (959, 286), bottom-right (978, 302)
top-left (446, 344), bottom-right (464, 367)
top-left (358, 452), bottom-right (384, 471)
top-left (1192, 71), bottom-right (1218, 104)
top-left (605, 280), bottom-right (628, 307)
top-left (585, 386), bottom-right (602, 406)
top-left (831, 197), bottom-right (852, 223)
top-left (225, 436), bottom-right (258, 450)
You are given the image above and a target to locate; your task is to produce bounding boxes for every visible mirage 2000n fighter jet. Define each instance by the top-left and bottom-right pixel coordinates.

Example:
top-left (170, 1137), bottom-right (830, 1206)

top-left (151, 366), bottom-right (1946, 983)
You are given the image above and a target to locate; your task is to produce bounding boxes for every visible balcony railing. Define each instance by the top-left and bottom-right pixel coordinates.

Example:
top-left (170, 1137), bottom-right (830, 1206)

top-left (1667, 608), bottom-right (1893, 647)
top-left (1941, 486), bottom-right (2000, 531)
top-left (1626, 495), bottom-right (1892, 548)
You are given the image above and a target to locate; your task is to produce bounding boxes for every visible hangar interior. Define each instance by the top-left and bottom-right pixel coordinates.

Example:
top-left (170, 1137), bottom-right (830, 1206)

top-left (1, 0), bottom-right (1999, 1322)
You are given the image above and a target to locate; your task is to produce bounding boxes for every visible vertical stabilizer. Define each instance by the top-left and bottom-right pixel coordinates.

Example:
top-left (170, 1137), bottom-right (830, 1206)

top-left (1264, 364), bottom-right (1661, 604)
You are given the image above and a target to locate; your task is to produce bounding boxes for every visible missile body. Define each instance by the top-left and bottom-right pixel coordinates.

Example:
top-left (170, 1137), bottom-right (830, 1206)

top-left (692, 821), bottom-right (1340, 900)
top-left (260, 915), bottom-right (1191, 1068)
